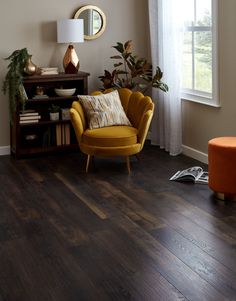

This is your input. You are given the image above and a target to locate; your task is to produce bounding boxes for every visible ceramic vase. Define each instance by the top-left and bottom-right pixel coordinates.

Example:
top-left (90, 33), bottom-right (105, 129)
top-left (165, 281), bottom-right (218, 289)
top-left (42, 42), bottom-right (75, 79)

top-left (24, 55), bottom-right (38, 75)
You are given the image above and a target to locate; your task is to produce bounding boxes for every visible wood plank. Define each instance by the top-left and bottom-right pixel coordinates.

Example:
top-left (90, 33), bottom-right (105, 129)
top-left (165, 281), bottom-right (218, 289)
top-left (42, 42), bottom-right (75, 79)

top-left (0, 144), bottom-right (235, 300)
top-left (111, 177), bottom-right (236, 272)
top-left (89, 229), bottom-right (188, 300)
top-left (79, 177), bottom-right (166, 231)
top-left (151, 226), bottom-right (236, 299)
top-left (111, 214), bottom-right (227, 301)
top-left (0, 236), bottom-right (107, 301)
top-left (54, 172), bottom-right (108, 220)
top-left (71, 230), bottom-right (184, 301)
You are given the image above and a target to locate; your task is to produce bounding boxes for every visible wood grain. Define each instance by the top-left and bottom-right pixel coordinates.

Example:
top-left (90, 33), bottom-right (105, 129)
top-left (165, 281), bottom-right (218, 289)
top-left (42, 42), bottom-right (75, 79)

top-left (0, 144), bottom-right (235, 300)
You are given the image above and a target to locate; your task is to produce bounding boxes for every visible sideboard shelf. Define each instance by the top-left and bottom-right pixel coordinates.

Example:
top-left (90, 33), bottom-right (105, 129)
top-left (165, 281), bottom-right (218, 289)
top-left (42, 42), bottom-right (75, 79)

top-left (26, 96), bottom-right (77, 103)
top-left (11, 71), bottom-right (90, 158)
top-left (19, 119), bottom-right (74, 127)
top-left (18, 143), bottom-right (79, 156)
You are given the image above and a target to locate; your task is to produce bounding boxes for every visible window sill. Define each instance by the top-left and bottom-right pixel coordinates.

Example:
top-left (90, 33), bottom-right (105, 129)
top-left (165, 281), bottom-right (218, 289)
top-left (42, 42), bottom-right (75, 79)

top-left (181, 93), bottom-right (221, 108)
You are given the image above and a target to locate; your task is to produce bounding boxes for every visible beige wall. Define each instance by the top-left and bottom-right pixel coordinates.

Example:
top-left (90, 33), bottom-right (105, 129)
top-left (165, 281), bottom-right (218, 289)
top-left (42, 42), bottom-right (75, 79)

top-left (182, 0), bottom-right (236, 154)
top-left (0, 0), bottom-right (148, 147)
top-left (2, 1), bottom-right (234, 157)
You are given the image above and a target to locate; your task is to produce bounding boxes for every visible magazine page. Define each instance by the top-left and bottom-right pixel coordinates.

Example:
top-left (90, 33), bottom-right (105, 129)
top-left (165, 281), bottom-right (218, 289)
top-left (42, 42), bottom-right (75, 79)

top-left (169, 166), bottom-right (203, 182)
top-left (195, 171), bottom-right (208, 184)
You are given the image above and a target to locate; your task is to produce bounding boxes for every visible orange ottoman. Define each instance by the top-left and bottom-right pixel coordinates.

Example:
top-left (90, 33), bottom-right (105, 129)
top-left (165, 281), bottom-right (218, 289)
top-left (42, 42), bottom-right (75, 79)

top-left (208, 137), bottom-right (236, 200)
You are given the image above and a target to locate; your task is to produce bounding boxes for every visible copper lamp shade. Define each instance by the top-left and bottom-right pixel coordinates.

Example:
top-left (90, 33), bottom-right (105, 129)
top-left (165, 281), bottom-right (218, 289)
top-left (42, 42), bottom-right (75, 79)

top-left (57, 19), bottom-right (84, 74)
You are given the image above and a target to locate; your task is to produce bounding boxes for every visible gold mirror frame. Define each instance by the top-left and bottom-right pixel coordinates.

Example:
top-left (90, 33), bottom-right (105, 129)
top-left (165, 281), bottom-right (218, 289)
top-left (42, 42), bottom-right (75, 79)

top-left (74, 5), bottom-right (106, 40)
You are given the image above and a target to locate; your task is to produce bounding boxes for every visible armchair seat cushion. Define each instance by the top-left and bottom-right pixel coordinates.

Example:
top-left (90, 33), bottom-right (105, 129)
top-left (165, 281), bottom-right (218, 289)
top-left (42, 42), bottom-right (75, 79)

top-left (82, 125), bottom-right (138, 147)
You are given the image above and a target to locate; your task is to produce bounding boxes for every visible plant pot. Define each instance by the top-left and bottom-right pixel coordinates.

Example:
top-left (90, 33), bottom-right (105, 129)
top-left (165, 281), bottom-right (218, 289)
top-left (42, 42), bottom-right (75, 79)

top-left (50, 112), bottom-right (59, 121)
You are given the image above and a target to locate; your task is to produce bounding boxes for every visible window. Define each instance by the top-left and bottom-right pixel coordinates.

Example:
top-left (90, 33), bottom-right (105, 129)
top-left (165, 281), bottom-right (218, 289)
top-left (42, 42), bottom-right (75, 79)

top-left (181, 0), bottom-right (219, 106)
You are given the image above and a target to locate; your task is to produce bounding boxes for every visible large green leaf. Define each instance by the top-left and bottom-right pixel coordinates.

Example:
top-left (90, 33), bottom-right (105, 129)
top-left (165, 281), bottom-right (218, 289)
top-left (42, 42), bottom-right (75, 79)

top-left (112, 42), bottom-right (124, 54)
top-left (114, 62), bottom-right (123, 68)
top-left (110, 55), bottom-right (122, 59)
top-left (124, 40), bottom-right (132, 52)
top-left (116, 70), bottom-right (128, 75)
top-left (99, 41), bottom-right (168, 93)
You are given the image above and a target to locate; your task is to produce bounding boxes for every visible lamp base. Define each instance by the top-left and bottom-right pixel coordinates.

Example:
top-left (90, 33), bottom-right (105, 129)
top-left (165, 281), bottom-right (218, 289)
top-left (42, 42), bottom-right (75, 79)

top-left (63, 44), bottom-right (80, 74)
top-left (64, 62), bottom-right (79, 74)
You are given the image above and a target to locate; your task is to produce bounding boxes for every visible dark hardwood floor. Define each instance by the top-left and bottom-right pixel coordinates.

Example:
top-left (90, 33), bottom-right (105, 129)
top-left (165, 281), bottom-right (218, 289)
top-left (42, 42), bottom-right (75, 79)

top-left (0, 144), bottom-right (235, 301)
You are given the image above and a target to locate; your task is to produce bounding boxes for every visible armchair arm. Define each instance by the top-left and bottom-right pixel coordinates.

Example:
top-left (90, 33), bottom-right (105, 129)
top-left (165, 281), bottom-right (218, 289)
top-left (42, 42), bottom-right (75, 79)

top-left (137, 109), bottom-right (154, 150)
top-left (127, 93), bottom-right (154, 150)
top-left (70, 102), bottom-right (86, 143)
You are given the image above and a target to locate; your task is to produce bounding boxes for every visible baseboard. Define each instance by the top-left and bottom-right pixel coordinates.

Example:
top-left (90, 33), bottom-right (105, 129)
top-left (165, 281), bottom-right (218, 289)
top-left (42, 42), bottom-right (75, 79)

top-left (0, 145), bottom-right (10, 156)
top-left (147, 134), bottom-right (208, 164)
top-left (0, 143), bottom-right (208, 164)
top-left (182, 144), bottom-right (208, 164)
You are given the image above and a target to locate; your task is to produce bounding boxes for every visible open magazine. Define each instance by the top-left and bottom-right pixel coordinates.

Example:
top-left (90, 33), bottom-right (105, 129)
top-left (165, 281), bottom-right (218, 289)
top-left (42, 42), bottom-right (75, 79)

top-left (169, 166), bottom-right (208, 184)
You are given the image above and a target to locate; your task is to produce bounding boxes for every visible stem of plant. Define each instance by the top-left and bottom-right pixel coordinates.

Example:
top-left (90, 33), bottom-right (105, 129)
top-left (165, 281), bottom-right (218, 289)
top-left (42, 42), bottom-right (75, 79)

top-left (143, 82), bottom-right (152, 94)
top-left (124, 58), bottom-right (129, 86)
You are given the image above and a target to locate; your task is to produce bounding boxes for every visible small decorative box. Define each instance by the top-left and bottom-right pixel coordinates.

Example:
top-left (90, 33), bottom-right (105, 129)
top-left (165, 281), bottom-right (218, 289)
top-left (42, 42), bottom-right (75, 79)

top-left (61, 108), bottom-right (70, 120)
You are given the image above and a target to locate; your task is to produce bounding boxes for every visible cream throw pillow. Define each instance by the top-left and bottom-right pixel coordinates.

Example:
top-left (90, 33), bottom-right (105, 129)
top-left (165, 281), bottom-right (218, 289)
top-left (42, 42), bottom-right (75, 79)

top-left (78, 90), bottom-right (131, 129)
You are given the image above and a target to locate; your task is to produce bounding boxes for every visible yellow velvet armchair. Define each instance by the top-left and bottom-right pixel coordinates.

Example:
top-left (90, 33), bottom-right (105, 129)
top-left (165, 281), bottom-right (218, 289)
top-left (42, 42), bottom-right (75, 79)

top-left (70, 88), bottom-right (154, 173)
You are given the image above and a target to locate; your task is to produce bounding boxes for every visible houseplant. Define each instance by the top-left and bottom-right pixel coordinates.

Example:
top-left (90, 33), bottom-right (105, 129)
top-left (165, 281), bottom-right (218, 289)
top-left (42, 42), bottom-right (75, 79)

top-left (49, 104), bottom-right (60, 121)
top-left (2, 48), bottom-right (30, 119)
top-left (99, 40), bottom-right (168, 93)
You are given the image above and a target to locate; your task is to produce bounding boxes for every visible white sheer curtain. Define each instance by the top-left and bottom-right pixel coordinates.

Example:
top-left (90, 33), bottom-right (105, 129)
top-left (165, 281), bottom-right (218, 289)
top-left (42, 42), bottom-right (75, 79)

top-left (148, 0), bottom-right (183, 156)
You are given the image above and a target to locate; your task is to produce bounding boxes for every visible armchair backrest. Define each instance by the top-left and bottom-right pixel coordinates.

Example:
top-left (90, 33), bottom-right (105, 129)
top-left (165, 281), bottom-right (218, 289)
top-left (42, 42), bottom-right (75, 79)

top-left (125, 91), bottom-right (154, 129)
top-left (71, 101), bottom-right (87, 130)
top-left (113, 88), bottom-right (154, 149)
top-left (73, 88), bottom-right (154, 136)
top-left (91, 88), bottom-right (154, 127)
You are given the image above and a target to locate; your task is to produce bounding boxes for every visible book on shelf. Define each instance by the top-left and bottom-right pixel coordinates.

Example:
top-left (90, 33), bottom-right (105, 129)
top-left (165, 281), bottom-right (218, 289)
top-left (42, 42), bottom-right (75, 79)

top-left (32, 94), bottom-right (49, 99)
top-left (65, 124), bottom-right (70, 145)
top-left (40, 67), bottom-right (58, 71)
top-left (19, 110), bottom-right (41, 122)
top-left (39, 67), bottom-right (59, 75)
top-left (19, 119), bottom-right (39, 124)
top-left (56, 124), bottom-right (70, 146)
top-left (169, 166), bottom-right (208, 184)
top-left (41, 71), bottom-right (59, 75)
top-left (56, 124), bottom-right (62, 146)
top-left (20, 115), bottom-right (41, 121)
top-left (19, 110), bottom-right (39, 117)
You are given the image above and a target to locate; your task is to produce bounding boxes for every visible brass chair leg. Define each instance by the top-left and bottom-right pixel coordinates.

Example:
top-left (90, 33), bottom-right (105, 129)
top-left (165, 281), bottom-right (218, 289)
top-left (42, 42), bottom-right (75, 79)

top-left (86, 155), bottom-right (91, 173)
top-left (126, 156), bottom-right (131, 174)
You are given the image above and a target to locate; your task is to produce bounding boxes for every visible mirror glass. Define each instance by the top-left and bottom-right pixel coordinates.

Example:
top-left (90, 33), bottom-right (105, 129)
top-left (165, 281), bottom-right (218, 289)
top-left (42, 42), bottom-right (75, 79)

top-left (74, 5), bottom-right (106, 40)
top-left (80, 9), bottom-right (102, 36)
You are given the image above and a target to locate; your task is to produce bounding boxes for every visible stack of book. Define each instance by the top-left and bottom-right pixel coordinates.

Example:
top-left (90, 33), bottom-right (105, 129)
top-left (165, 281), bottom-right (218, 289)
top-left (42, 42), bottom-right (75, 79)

top-left (39, 67), bottom-right (59, 75)
top-left (19, 110), bottom-right (41, 124)
top-left (32, 94), bottom-right (49, 99)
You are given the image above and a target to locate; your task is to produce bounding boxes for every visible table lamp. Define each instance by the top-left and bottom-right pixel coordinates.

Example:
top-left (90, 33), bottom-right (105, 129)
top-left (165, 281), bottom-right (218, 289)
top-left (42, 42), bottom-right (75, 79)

top-left (57, 19), bottom-right (84, 74)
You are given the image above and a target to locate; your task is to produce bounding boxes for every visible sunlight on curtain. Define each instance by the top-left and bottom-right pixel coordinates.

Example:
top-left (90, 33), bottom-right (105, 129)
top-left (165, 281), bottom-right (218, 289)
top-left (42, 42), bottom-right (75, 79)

top-left (148, 0), bottom-right (183, 156)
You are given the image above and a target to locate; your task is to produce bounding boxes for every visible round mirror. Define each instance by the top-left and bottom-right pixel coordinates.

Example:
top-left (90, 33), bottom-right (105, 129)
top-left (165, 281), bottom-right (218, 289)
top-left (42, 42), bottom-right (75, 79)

top-left (74, 5), bottom-right (106, 40)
